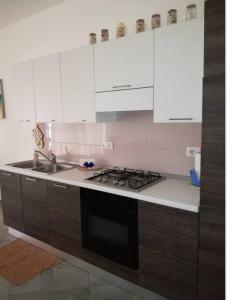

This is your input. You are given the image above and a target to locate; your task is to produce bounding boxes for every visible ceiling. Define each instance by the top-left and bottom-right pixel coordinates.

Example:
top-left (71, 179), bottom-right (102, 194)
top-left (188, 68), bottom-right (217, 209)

top-left (0, 0), bottom-right (67, 29)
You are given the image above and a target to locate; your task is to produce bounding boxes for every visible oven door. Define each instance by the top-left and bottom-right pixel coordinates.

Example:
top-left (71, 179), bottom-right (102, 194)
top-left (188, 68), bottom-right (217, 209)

top-left (81, 206), bottom-right (138, 270)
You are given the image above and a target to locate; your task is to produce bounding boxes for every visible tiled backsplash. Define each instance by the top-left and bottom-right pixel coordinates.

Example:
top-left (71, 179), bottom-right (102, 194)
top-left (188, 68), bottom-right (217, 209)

top-left (41, 111), bottom-right (201, 176)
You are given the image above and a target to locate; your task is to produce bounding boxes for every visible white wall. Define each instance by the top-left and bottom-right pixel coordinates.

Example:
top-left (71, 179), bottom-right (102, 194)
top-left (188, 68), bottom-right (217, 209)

top-left (0, 0), bottom-right (205, 164)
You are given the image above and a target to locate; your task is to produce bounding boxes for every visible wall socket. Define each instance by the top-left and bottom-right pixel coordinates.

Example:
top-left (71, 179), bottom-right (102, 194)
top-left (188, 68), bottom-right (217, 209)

top-left (104, 141), bottom-right (114, 150)
top-left (186, 147), bottom-right (200, 157)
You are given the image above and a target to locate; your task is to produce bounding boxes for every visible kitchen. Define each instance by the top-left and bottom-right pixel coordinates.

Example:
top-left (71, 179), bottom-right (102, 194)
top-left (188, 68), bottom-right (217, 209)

top-left (0, 0), bottom-right (225, 300)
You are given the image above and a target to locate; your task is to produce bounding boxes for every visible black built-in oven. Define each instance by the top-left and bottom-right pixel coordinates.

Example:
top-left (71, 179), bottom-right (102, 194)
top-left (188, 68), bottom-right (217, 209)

top-left (80, 188), bottom-right (138, 270)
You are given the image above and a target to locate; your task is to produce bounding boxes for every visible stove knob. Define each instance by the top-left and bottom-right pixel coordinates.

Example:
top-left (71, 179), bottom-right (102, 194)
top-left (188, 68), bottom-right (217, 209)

top-left (113, 179), bottom-right (118, 185)
top-left (119, 180), bottom-right (125, 186)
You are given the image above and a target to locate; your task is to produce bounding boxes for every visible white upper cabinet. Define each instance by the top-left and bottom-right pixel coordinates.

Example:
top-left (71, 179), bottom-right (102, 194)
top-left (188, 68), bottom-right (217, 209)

top-left (94, 31), bottom-right (154, 92)
top-left (11, 61), bottom-right (36, 123)
top-left (60, 46), bottom-right (96, 123)
top-left (154, 18), bottom-right (204, 123)
top-left (33, 53), bottom-right (62, 123)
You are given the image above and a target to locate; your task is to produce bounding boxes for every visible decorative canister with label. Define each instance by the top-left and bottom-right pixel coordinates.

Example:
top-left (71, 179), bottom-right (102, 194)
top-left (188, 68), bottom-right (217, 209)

top-left (116, 22), bottom-right (127, 38)
top-left (152, 14), bottom-right (161, 29)
top-left (167, 9), bottom-right (177, 25)
top-left (136, 19), bottom-right (145, 33)
top-left (101, 29), bottom-right (109, 42)
top-left (89, 33), bottom-right (97, 45)
top-left (186, 4), bottom-right (197, 20)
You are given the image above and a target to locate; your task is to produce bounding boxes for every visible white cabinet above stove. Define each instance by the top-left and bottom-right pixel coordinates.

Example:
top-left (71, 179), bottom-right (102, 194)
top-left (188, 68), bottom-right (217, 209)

top-left (96, 87), bottom-right (153, 112)
top-left (94, 31), bottom-right (154, 93)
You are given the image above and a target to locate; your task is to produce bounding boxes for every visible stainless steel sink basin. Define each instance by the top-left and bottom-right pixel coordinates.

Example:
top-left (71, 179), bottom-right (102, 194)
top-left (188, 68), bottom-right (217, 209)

top-left (8, 160), bottom-right (77, 174)
top-left (32, 163), bottom-right (73, 174)
top-left (9, 160), bottom-right (35, 169)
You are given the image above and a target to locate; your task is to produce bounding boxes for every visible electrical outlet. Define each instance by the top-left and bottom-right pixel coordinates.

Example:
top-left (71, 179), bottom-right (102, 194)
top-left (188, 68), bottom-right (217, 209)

top-left (186, 147), bottom-right (200, 157)
top-left (104, 141), bottom-right (114, 150)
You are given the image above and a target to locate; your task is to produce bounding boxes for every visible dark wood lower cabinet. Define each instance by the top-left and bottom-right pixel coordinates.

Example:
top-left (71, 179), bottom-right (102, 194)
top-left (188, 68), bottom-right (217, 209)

top-left (0, 172), bottom-right (202, 300)
top-left (138, 201), bottom-right (199, 300)
top-left (21, 175), bottom-right (49, 243)
top-left (47, 181), bottom-right (81, 256)
top-left (0, 171), bottom-right (24, 231)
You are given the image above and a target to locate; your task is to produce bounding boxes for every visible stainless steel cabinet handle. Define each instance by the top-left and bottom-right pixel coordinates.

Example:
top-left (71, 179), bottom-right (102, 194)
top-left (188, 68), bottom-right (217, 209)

top-left (169, 118), bottom-right (193, 121)
top-left (25, 177), bottom-right (38, 182)
top-left (2, 172), bottom-right (13, 176)
top-left (112, 85), bottom-right (132, 89)
top-left (54, 184), bottom-right (67, 189)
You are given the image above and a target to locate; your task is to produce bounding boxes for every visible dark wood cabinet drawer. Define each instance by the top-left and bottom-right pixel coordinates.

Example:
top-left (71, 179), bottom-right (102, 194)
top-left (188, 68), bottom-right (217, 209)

top-left (47, 181), bottom-right (81, 255)
top-left (139, 201), bottom-right (199, 300)
top-left (21, 175), bottom-right (49, 242)
top-left (139, 201), bottom-right (198, 238)
top-left (0, 171), bottom-right (24, 231)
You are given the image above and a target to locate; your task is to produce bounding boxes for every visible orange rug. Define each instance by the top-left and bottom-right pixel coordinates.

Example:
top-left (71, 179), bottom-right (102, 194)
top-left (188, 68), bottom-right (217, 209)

top-left (0, 239), bottom-right (61, 285)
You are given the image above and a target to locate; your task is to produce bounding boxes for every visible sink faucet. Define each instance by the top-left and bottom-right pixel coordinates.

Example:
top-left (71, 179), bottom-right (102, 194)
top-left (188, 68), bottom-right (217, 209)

top-left (35, 150), bottom-right (57, 165)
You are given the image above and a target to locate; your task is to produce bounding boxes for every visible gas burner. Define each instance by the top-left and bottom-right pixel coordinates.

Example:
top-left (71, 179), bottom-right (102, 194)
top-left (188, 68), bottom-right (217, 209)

top-left (86, 168), bottom-right (165, 192)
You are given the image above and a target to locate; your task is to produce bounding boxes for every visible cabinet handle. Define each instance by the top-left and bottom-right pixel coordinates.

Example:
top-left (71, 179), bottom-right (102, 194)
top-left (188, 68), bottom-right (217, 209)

top-left (2, 172), bottom-right (13, 176)
top-left (169, 118), bottom-right (193, 121)
top-left (112, 85), bottom-right (132, 89)
top-left (25, 177), bottom-right (38, 182)
top-left (54, 183), bottom-right (67, 189)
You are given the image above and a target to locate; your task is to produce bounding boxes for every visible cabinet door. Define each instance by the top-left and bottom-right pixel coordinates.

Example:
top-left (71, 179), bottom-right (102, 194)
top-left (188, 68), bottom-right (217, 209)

top-left (61, 47), bottom-right (96, 123)
top-left (11, 61), bottom-right (36, 123)
top-left (33, 54), bottom-right (62, 123)
top-left (47, 181), bottom-right (81, 256)
top-left (94, 31), bottom-right (154, 92)
top-left (139, 201), bottom-right (199, 300)
top-left (96, 87), bottom-right (153, 112)
top-left (154, 18), bottom-right (204, 123)
top-left (0, 171), bottom-right (24, 231)
top-left (21, 176), bottom-right (49, 242)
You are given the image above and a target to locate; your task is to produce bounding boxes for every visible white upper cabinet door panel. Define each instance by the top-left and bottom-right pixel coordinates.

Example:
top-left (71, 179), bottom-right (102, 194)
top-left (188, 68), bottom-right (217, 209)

top-left (154, 80), bottom-right (203, 122)
top-left (94, 31), bottom-right (154, 92)
top-left (11, 61), bottom-right (36, 123)
top-left (154, 18), bottom-right (204, 123)
top-left (96, 87), bottom-right (154, 112)
top-left (60, 46), bottom-right (96, 123)
top-left (33, 53), bottom-right (62, 123)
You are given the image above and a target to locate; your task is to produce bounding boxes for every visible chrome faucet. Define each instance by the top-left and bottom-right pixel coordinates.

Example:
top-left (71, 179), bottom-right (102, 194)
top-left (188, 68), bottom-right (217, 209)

top-left (35, 150), bottom-right (57, 165)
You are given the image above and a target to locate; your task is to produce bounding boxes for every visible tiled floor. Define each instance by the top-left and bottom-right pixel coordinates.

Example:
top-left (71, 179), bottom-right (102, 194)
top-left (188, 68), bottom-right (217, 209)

top-left (0, 203), bottom-right (168, 300)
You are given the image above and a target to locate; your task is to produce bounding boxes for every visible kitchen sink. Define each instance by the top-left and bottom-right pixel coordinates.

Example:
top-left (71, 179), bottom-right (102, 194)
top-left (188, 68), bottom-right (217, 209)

top-left (8, 160), bottom-right (77, 174)
top-left (32, 163), bottom-right (73, 174)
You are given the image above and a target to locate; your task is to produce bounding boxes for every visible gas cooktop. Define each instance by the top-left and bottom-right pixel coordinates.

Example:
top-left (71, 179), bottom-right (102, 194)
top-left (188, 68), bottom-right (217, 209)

top-left (86, 167), bottom-right (165, 192)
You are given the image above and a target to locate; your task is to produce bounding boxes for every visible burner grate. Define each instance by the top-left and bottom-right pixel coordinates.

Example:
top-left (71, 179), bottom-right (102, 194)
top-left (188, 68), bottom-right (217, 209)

top-left (86, 168), bottom-right (164, 192)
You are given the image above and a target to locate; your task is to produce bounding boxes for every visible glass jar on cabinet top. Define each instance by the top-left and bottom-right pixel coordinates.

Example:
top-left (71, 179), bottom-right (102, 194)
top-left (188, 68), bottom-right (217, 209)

top-left (136, 19), bottom-right (145, 33)
top-left (186, 4), bottom-right (197, 20)
top-left (116, 22), bottom-right (127, 38)
top-left (168, 9), bottom-right (177, 25)
top-left (152, 14), bottom-right (161, 29)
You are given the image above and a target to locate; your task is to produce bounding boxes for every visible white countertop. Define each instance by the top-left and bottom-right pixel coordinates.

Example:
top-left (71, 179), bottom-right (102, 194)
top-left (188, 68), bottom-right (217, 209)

top-left (0, 164), bottom-right (200, 213)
